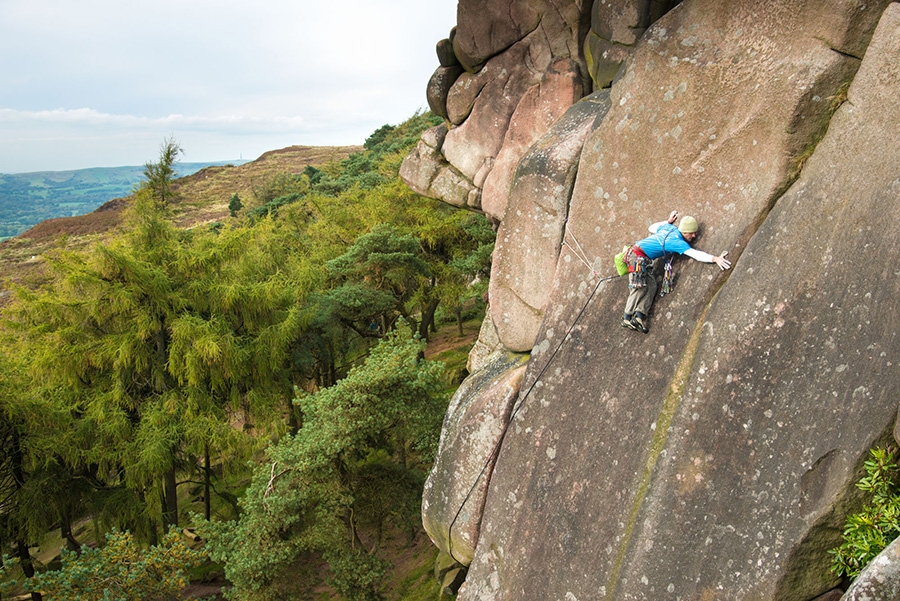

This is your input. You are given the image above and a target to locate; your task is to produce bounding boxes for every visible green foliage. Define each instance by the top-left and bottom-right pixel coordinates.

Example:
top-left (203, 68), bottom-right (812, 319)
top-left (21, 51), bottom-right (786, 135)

top-left (199, 325), bottom-right (446, 600)
top-left (27, 529), bottom-right (208, 600)
top-left (0, 554), bottom-right (19, 597)
top-left (1, 115), bottom-right (494, 597)
top-left (229, 193), bottom-right (243, 217)
top-left (246, 192), bottom-right (307, 221)
top-left (252, 172), bottom-right (308, 206)
top-left (307, 112), bottom-right (442, 197)
top-left (142, 136), bottom-right (183, 207)
top-left (326, 549), bottom-right (389, 601)
top-left (830, 447), bottom-right (900, 579)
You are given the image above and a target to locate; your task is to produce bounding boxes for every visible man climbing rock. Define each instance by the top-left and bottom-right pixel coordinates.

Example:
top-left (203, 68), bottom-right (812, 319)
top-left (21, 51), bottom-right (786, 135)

top-left (622, 210), bottom-right (731, 333)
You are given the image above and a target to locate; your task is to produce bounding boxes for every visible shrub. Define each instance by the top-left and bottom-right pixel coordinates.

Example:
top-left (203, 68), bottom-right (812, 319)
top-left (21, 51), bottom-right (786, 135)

top-left (27, 529), bottom-right (209, 600)
top-left (830, 446), bottom-right (900, 580)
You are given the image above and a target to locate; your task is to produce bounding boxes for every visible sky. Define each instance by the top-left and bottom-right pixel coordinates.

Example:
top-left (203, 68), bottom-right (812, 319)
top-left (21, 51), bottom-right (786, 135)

top-left (0, 0), bottom-right (458, 174)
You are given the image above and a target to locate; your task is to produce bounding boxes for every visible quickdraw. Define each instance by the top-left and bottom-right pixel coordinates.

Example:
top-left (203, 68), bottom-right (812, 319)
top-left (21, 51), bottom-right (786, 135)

top-left (661, 256), bottom-right (674, 296)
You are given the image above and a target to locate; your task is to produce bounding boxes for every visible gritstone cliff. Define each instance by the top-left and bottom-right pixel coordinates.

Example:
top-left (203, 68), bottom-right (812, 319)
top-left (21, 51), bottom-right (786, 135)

top-left (401, 1), bottom-right (900, 599)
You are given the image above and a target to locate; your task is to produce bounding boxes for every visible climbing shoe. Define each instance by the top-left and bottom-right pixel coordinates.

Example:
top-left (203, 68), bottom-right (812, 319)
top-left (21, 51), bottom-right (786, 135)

top-left (632, 315), bottom-right (649, 333)
top-left (622, 317), bottom-right (634, 329)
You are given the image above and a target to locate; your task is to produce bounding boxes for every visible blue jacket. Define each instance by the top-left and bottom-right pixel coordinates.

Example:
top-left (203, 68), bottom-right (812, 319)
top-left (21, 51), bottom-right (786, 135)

top-left (635, 222), bottom-right (691, 260)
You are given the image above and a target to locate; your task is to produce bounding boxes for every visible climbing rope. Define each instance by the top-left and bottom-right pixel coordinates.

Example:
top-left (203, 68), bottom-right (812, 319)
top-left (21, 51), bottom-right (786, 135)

top-left (445, 262), bottom-right (613, 564)
top-left (562, 227), bottom-right (601, 281)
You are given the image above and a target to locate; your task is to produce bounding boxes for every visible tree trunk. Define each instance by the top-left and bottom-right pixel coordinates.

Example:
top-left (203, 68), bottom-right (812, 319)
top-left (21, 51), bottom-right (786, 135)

top-left (15, 540), bottom-right (42, 601)
top-left (418, 297), bottom-right (440, 341)
top-left (163, 467), bottom-right (178, 531)
top-left (285, 391), bottom-right (300, 436)
top-left (61, 508), bottom-right (81, 552)
top-left (8, 427), bottom-right (43, 601)
top-left (456, 304), bottom-right (464, 336)
top-left (204, 445), bottom-right (212, 522)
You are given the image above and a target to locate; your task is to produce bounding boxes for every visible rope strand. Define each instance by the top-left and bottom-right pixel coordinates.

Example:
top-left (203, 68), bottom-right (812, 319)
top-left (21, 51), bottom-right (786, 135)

top-left (446, 273), bottom-right (607, 564)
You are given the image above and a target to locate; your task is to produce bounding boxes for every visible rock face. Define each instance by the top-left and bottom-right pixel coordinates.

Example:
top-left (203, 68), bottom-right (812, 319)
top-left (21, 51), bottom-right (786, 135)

top-left (421, 351), bottom-right (530, 566)
top-left (403, 1), bottom-right (900, 599)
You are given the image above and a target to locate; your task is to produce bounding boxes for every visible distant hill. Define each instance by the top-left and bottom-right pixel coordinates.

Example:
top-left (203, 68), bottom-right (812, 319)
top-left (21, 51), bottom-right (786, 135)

top-left (0, 161), bottom-right (249, 240)
top-left (0, 145), bottom-right (363, 288)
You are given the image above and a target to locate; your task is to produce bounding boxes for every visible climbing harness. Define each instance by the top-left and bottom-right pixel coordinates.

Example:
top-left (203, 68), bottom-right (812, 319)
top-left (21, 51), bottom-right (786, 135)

top-left (445, 227), bottom-right (615, 564)
top-left (625, 246), bottom-right (653, 290)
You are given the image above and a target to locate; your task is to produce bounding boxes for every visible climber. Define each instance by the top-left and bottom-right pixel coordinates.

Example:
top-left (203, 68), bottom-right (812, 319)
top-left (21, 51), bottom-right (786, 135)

top-left (622, 210), bottom-right (731, 333)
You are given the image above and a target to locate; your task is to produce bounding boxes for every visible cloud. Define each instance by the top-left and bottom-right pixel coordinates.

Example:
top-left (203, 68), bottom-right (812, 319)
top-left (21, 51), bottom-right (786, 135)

top-left (0, 0), bottom-right (457, 173)
top-left (0, 108), bottom-right (310, 134)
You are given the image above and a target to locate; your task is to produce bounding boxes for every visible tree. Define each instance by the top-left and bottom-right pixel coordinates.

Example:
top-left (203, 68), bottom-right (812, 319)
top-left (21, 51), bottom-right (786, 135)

top-left (326, 223), bottom-right (431, 336)
top-left (4, 187), bottom-right (312, 542)
top-left (200, 325), bottom-right (446, 600)
top-left (228, 192), bottom-right (243, 217)
top-left (0, 346), bottom-right (50, 601)
top-left (142, 136), bottom-right (183, 207)
top-left (27, 529), bottom-right (208, 601)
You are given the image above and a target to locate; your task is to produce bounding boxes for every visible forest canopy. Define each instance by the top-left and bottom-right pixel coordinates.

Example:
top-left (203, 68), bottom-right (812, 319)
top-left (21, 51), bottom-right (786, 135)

top-left (0, 112), bottom-right (494, 600)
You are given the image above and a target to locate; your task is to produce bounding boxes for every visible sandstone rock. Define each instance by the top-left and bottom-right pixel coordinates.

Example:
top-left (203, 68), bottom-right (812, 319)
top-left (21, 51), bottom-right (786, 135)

top-left (443, 39), bottom-right (544, 179)
top-left (399, 124), bottom-right (447, 197)
top-left (467, 310), bottom-right (503, 374)
top-left (489, 90), bottom-right (611, 352)
top-left (431, 165), bottom-right (479, 210)
top-left (584, 33), bottom-right (632, 89)
top-left (481, 58), bottom-right (584, 222)
top-left (436, 37), bottom-right (459, 68)
top-left (812, 591), bottom-right (844, 601)
top-left (441, 567), bottom-right (468, 596)
top-left (585, 0), bottom-right (683, 88)
top-left (841, 536), bottom-right (900, 601)
top-left (452, 0), bottom-right (587, 73)
top-left (427, 65), bottom-right (465, 119)
top-left (457, 1), bottom-right (897, 599)
top-left (421, 351), bottom-right (530, 566)
top-left (434, 549), bottom-right (462, 582)
top-left (591, 0), bottom-right (651, 45)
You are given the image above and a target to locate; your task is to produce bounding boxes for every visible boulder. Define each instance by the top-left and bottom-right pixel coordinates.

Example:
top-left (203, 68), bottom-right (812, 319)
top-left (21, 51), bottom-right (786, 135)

top-left (456, 1), bottom-right (898, 599)
top-left (436, 37), bottom-right (460, 68)
top-left (441, 567), bottom-right (468, 596)
top-left (399, 124), bottom-right (447, 197)
top-left (584, 33), bottom-right (632, 89)
top-left (488, 90), bottom-right (611, 352)
top-left (452, 0), bottom-right (588, 73)
top-left (480, 58), bottom-right (584, 222)
top-left (421, 351), bottom-right (530, 566)
top-left (467, 309), bottom-right (504, 374)
top-left (443, 39), bottom-right (545, 179)
top-left (427, 65), bottom-right (465, 119)
top-left (585, 0), bottom-right (683, 88)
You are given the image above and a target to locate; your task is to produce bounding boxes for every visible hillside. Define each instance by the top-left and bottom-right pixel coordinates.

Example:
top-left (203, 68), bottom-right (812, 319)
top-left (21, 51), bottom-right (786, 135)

top-left (0, 145), bottom-right (361, 289)
top-left (0, 162), bottom-right (247, 240)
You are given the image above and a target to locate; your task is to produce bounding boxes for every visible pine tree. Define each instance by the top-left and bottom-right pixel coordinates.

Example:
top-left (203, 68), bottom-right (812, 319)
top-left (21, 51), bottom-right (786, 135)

top-left (200, 325), bottom-right (446, 600)
top-left (228, 192), bottom-right (243, 217)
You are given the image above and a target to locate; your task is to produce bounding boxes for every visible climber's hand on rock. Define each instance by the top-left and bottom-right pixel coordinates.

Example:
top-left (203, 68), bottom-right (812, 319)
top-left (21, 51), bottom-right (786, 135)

top-left (714, 251), bottom-right (731, 270)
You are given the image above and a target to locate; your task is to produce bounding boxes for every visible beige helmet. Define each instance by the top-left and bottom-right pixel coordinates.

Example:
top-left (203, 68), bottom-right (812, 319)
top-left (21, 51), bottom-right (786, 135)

top-left (678, 215), bottom-right (698, 234)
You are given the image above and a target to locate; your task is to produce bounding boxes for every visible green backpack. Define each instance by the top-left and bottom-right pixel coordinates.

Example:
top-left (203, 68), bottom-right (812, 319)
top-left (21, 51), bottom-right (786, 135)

top-left (614, 246), bottom-right (629, 276)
